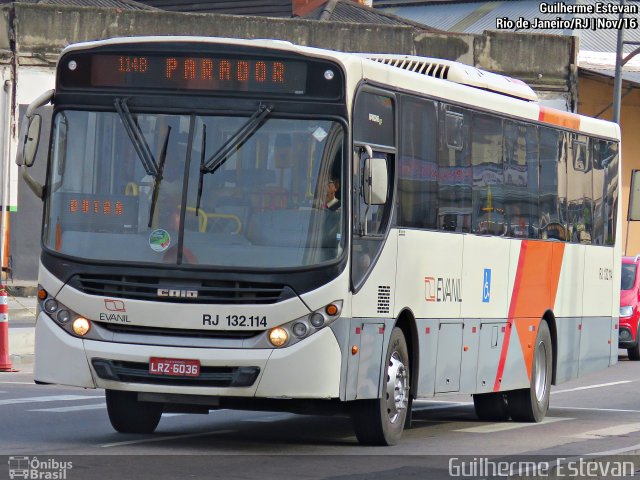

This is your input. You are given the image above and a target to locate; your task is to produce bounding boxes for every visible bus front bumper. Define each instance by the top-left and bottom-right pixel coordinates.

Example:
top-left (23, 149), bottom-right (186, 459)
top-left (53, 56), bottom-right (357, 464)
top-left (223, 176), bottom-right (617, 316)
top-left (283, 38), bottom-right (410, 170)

top-left (34, 313), bottom-right (342, 399)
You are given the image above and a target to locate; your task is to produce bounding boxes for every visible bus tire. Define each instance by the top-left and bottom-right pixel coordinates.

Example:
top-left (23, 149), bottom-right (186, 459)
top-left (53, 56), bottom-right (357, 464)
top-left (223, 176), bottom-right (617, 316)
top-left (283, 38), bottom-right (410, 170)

top-left (506, 320), bottom-right (552, 422)
top-left (473, 392), bottom-right (509, 421)
top-left (106, 389), bottom-right (163, 434)
top-left (351, 327), bottom-right (410, 446)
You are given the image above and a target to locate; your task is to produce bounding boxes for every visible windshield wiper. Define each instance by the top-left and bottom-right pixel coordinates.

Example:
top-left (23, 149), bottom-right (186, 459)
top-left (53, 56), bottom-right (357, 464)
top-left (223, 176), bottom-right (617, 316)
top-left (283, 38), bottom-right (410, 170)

top-left (195, 103), bottom-right (272, 214)
top-left (114, 98), bottom-right (159, 177)
top-left (195, 124), bottom-right (207, 214)
top-left (147, 126), bottom-right (172, 228)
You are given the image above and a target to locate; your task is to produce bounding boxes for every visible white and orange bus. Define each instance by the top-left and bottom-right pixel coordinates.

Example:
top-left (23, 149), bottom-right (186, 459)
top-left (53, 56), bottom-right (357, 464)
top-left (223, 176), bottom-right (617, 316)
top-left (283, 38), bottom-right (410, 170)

top-left (17, 36), bottom-right (620, 445)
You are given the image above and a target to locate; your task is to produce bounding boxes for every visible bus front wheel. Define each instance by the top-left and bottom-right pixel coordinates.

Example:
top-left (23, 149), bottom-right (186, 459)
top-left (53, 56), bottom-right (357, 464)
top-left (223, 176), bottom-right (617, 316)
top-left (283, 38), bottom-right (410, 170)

top-left (506, 320), bottom-right (552, 422)
top-left (106, 389), bottom-right (163, 434)
top-left (351, 327), bottom-right (410, 446)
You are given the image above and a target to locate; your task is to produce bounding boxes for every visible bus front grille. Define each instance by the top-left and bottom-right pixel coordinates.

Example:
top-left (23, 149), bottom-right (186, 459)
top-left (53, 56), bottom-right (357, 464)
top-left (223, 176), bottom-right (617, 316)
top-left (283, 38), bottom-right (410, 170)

top-left (97, 322), bottom-right (260, 340)
top-left (91, 358), bottom-right (260, 388)
top-left (69, 274), bottom-right (294, 304)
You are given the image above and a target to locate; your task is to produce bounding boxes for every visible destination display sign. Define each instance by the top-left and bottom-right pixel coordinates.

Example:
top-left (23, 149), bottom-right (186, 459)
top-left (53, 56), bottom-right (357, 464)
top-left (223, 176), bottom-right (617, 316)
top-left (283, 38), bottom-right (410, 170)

top-left (60, 53), bottom-right (310, 95)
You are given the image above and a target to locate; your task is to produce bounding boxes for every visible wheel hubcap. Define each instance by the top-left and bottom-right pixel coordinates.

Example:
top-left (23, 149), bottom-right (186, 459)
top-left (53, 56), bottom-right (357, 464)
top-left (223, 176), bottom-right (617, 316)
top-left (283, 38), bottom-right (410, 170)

top-left (534, 341), bottom-right (548, 402)
top-left (386, 352), bottom-right (409, 423)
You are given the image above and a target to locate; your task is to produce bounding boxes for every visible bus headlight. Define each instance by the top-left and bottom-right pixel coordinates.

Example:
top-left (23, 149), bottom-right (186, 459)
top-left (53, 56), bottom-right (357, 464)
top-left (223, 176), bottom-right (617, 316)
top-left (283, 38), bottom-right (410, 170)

top-left (269, 327), bottom-right (289, 347)
top-left (38, 284), bottom-right (94, 339)
top-left (265, 300), bottom-right (343, 348)
top-left (621, 306), bottom-right (634, 318)
top-left (72, 317), bottom-right (91, 336)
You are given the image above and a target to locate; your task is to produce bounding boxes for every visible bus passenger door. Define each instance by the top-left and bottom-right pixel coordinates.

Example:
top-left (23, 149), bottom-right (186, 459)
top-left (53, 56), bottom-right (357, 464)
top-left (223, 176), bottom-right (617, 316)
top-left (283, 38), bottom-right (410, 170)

top-left (348, 89), bottom-right (397, 400)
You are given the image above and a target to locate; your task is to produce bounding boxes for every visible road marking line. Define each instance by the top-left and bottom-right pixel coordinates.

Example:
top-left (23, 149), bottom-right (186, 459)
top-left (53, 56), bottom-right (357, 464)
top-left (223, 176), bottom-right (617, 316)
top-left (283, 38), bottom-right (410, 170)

top-left (573, 423), bottom-right (640, 439)
top-left (552, 406), bottom-right (640, 413)
top-left (29, 403), bottom-right (106, 413)
top-left (552, 381), bottom-right (631, 395)
top-left (0, 381), bottom-right (38, 385)
top-left (0, 395), bottom-right (105, 406)
top-left (454, 416), bottom-right (571, 433)
top-left (100, 429), bottom-right (235, 448)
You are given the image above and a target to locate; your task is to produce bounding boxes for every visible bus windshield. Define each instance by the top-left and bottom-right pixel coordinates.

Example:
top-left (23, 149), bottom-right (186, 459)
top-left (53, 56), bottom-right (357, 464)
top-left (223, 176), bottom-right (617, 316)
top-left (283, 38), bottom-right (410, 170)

top-left (44, 110), bottom-right (345, 269)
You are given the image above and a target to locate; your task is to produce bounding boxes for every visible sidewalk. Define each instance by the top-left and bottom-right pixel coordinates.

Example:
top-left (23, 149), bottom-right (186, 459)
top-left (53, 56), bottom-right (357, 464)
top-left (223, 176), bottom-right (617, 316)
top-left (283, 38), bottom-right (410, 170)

top-left (5, 282), bottom-right (38, 368)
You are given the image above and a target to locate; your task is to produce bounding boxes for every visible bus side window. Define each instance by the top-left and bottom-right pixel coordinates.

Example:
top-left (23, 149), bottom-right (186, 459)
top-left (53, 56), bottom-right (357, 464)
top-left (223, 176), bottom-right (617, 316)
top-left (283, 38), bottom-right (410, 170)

top-left (397, 96), bottom-right (438, 229)
top-left (567, 135), bottom-right (592, 244)
top-left (592, 139), bottom-right (618, 246)
top-left (539, 128), bottom-right (567, 241)
top-left (437, 105), bottom-right (471, 233)
top-left (471, 113), bottom-right (504, 236)
top-left (503, 121), bottom-right (539, 239)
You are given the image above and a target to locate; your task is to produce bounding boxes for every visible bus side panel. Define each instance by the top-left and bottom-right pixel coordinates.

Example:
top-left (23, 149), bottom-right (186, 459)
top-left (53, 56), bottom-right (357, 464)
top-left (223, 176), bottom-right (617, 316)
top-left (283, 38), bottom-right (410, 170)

top-left (579, 245), bottom-right (615, 376)
top-left (460, 236), bottom-right (511, 320)
top-left (459, 318), bottom-right (481, 393)
top-left (475, 321), bottom-right (506, 393)
top-left (415, 318), bottom-right (440, 397)
top-left (434, 321), bottom-right (463, 393)
top-left (553, 244), bottom-right (585, 384)
top-left (490, 319), bottom-right (530, 393)
top-left (394, 230), bottom-right (463, 320)
top-left (352, 232), bottom-right (398, 319)
top-left (554, 244), bottom-right (585, 320)
top-left (395, 229), bottom-right (463, 397)
top-left (582, 246), bottom-right (614, 318)
top-left (578, 317), bottom-right (613, 377)
top-left (554, 317), bottom-right (582, 384)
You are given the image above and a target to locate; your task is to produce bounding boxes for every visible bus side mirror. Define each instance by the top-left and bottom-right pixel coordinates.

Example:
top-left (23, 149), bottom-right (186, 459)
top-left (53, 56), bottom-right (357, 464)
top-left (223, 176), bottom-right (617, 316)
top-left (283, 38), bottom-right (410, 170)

top-left (16, 89), bottom-right (54, 168)
top-left (17, 114), bottom-right (42, 168)
top-left (363, 151), bottom-right (388, 205)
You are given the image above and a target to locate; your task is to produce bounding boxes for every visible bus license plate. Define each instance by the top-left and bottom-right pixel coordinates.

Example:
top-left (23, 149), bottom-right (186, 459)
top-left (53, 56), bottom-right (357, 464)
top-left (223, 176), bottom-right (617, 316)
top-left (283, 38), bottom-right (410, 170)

top-left (149, 357), bottom-right (200, 377)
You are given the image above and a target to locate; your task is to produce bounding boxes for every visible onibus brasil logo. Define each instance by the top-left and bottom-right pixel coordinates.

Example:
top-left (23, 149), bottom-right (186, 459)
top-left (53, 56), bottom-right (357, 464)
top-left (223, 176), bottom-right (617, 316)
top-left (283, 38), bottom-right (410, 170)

top-left (8, 457), bottom-right (73, 479)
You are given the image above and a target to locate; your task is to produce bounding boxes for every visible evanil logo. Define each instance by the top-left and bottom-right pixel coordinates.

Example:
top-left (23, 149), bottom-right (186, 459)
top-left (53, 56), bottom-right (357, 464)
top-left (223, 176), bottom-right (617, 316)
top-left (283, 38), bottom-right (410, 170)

top-left (424, 276), bottom-right (463, 303)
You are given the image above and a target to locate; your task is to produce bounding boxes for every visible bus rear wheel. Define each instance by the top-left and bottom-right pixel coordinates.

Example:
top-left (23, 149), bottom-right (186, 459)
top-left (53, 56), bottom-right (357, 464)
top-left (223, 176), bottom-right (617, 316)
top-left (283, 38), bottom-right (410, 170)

top-left (473, 392), bottom-right (509, 421)
top-left (351, 327), bottom-right (410, 446)
top-left (506, 320), bottom-right (552, 422)
top-left (106, 389), bottom-right (163, 434)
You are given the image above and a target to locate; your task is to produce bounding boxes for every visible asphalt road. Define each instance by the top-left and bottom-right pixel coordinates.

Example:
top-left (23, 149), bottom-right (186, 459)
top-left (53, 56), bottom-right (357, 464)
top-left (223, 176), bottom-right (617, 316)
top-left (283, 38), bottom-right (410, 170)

top-left (1, 354), bottom-right (640, 479)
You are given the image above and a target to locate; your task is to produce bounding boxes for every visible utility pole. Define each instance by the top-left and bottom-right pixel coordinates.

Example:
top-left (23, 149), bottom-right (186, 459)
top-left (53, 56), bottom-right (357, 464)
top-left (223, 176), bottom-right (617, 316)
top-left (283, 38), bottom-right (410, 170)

top-left (612, 0), bottom-right (625, 124)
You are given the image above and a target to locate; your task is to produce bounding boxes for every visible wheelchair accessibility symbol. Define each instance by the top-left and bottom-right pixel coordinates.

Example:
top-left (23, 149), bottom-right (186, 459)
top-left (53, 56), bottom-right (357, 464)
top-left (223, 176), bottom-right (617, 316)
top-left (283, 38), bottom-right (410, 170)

top-left (482, 268), bottom-right (491, 303)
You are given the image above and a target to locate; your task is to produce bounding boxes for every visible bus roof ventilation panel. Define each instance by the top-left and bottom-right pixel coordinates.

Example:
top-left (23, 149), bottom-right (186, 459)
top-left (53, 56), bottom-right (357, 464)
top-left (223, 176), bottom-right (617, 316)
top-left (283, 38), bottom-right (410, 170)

top-left (360, 54), bottom-right (538, 102)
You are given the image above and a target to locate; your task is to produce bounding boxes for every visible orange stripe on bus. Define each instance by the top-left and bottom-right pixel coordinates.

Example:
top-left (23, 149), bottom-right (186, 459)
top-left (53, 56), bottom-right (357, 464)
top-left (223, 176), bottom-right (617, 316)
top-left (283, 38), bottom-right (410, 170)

top-left (538, 106), bottom-right (580, 130)
top-left (493, 241), bottom-right (565, 391)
